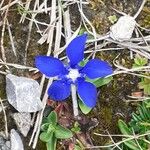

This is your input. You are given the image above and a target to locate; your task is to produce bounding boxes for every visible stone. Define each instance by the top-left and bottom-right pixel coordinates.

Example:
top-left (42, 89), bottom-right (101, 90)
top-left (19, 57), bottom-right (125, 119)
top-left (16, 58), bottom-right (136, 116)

top-left (110, 15), bottom-right (136, 41)
top-left (10, 129), bottom-right (24, 150)
top-left (6, 74), bottom-right (43, 112)
top-left (5, 141), bottom-right (11, 148)
top-left (0, 136), bottom-right (5, 145)
top-left (12, 113), bottom-right (31, 137)
top-left (0, 136), bottom-right (10, 150)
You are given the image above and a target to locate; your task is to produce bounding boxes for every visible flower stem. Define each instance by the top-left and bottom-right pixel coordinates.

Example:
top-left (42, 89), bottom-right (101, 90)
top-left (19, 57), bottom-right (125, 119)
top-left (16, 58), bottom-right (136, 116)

top-left (71, 84), bottom-right (78, 117)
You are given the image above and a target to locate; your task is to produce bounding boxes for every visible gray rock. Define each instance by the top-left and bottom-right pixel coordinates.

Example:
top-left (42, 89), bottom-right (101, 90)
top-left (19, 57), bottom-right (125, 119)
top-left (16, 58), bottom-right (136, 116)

top-left (10, 129), bottom-right (24, 150)
top-left (0, 136), bottom-right (10, 150)
top-left (110, 15), bottom-right (136, 41)
top-left (0, 137), bottom-right (5, 145)
top-left (6, 74), bottom-right (43, 112)
top-left (5, 141), bottom-right (11, 148)
top-left (12, 113), bottom-right (31, 137)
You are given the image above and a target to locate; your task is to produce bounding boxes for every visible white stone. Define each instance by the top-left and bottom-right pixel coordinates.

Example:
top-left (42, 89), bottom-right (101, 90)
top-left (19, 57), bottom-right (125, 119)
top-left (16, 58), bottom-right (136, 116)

top-left (110, 15), bottom-right (136, 41)
top-left (0, 136), bottom-right (10, 150)
top-left (10, 129), bottom-right (24, 150)
top-left (12, 113), bottom-right (31, 137)
top-left (5, 141), bottom-right (11, 148)
top-left (6, 74), bottom-right (43, 112)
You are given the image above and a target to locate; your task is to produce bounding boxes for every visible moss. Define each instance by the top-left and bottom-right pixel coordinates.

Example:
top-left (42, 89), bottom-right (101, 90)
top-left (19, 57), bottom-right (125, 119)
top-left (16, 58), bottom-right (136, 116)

top-left (0, 76), bottom-right (6, 99)
top-left (138, 3), bottom-right (150, 29)
top-left (0, 88), bottom-right (6, 99)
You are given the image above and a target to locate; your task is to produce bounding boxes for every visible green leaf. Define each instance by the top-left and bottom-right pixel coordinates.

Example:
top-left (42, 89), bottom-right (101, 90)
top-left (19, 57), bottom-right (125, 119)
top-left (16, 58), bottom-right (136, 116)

top-left (79, 99), bottom-right (92, 114)
top-left (133, 55), bottom-right (148, 67)
top-left (55, 125), bottom-right (73, 139)
top-left (118, 120), bottom-right (141, 150)
top-left (146, 102), bottom-right (150, 108)
top-left (124, 139), bottom-right (141, 150)
top-left (137, 104), bottom-right (149, 120)
top-left (86, 76), bottom-right (113, 88)
top-left (74, 145), bottom-right (82, 150)
top-left (141, 103), bottom-right (150, 120)
top-left (145, 99), bottom-right (150, 108)
top-left (78, 59), bottom-right (88, 67)
top-left (108, 15), bottom-right (117, 24)
top-left (47, 111), bottom-right (57, 125)
top-left (47, 124), bottom-right (56, 133)
top-left (41, 123), bottom-right (50, 131)
top-left (71, 126), bottom-right (81, 133)
top-left (40, 131), bottom-right (54, 142)
top-left (139, 78), bottom-right (150, 95)
top-left (118, 120), bottom-right (132, 135)
top-left (71, 122), bottom-right (81, 133)
top-left (17, 5), bottom-right (31, 15)
top-left (46, 134), bottom-right (57, 150)
top-left (132, 113), bottom-right (143, 122)
top-left (79, 28), bottom-right (87, 35)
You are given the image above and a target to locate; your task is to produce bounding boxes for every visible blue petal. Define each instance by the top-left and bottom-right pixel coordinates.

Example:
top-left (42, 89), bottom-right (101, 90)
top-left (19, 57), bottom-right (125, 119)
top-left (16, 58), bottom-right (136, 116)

top-left (48, 80), bottom-right (71, 101)
top-left (77, 81), bottom-right (97, 108)
top-left (66, 34), bottom-right (87, 67)
top-left (81, 59), bottom-right (113, 79)
top-left (35, 56), bottom-right (67, 77)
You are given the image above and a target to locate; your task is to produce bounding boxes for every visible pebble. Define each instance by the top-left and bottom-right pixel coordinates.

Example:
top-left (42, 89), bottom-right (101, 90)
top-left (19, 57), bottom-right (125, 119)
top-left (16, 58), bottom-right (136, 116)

top-left (10, 129), bottom-right (24, 150)
top-left (12, 112), bottom-right (31, 137)
top-left (0, 136), bottom-right (10, 150)
top-left (6, 74), bottom-right (43, 112)
top-left (110, 15), bottom-right (136, 41)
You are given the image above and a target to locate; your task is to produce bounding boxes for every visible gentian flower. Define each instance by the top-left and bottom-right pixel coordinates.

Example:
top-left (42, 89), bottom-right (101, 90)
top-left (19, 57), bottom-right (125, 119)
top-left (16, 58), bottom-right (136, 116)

top-left (35, 34), bottom-right (113, 108)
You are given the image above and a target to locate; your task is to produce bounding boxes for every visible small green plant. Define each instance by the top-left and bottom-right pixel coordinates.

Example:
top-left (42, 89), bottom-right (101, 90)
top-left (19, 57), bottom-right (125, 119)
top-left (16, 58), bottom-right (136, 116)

top-left (17, 5), bottom-right (31, 15)
top-left (139, 76), bottom-right (150, 95)
top-left (71, 122), bottom-right (84, 150)
top-left (118, 101), bottom-right (150, 150)
top-left (132, 54), bottom-right (148, 68)
top-left (108, 15), bottom-right (118, 24)
top-left (132, 54), bottom-right (150, 95)
top-left (144, 99), bottom-right (150, 108)
top-left (71, 121), bottom-right (81, 134)
top-left (40, 111), bottom-right (73, 150)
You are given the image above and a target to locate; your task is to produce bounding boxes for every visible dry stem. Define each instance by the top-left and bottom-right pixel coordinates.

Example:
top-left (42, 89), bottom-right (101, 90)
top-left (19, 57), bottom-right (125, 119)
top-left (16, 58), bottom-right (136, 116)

top-left (0, 98), bottom-right (8, 139)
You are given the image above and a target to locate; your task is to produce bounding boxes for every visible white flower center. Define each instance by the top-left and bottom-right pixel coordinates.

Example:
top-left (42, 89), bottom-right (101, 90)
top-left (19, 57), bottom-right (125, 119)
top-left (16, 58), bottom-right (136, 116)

top-left (67, 69), bottom-right (80, 82)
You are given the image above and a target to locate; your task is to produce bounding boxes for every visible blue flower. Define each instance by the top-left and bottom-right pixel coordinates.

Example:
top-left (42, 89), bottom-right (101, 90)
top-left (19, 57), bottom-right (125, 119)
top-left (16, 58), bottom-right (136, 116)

top-left (35, 34), bottom-right (113, 108)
